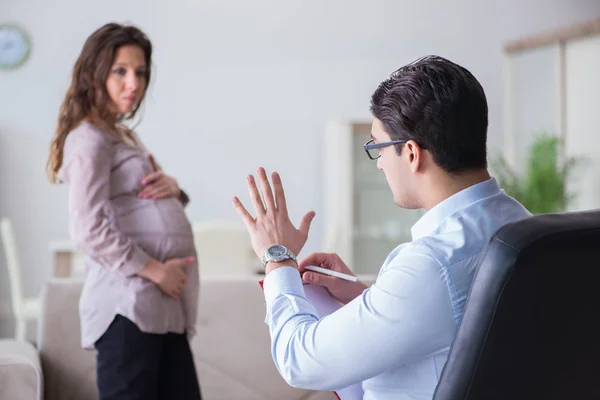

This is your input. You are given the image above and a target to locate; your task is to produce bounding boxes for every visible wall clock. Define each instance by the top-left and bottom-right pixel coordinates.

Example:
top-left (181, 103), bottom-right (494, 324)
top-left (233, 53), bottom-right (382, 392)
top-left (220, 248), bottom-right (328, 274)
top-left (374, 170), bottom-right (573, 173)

top-left (0, 24), bottom-right (31, 70)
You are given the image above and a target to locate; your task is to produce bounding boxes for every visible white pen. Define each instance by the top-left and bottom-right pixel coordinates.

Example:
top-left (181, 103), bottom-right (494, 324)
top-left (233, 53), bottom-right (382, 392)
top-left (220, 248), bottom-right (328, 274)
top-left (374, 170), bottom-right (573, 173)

top-left (304, 265), bottom-right (359, 282)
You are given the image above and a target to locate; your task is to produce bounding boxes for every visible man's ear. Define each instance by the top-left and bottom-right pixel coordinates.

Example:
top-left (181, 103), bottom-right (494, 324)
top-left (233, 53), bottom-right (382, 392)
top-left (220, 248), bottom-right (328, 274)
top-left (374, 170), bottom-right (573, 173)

top-left (405, 140), bottom-right (423, 173)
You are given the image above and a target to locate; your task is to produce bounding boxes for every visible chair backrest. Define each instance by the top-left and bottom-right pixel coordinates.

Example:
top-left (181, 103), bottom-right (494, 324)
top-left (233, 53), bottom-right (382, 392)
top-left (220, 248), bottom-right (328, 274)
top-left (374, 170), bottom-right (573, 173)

top-left (192, 220), bottom-right (260, 276)
top-left (434, 210), bottom-right (600, 400)
top-left (0, 218), bottom-right (23, 314)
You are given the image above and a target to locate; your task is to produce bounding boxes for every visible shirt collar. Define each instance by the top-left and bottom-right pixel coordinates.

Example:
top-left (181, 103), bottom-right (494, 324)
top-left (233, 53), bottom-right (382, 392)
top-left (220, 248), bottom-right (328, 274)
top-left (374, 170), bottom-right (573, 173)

top-left (411, 177), bottom-right (501, 241)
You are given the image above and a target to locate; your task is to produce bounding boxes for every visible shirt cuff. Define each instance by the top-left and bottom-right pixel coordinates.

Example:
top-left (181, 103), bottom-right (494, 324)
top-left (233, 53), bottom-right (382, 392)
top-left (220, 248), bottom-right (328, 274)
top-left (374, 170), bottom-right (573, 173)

top-left (119, 247), bottom-right (151, 277)
top-left (263, 266), bottom-right (305, 304)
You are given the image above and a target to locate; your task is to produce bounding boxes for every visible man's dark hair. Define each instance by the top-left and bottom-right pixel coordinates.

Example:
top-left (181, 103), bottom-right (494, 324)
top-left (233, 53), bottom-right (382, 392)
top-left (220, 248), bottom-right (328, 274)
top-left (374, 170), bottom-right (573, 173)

top-left (370, 55), bottom-right (488, 174)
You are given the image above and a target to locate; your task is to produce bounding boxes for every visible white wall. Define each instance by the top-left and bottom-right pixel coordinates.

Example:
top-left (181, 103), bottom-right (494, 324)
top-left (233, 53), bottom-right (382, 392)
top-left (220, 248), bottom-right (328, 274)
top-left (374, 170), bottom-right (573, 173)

top-left (1, 0), bottom-right (599, 336)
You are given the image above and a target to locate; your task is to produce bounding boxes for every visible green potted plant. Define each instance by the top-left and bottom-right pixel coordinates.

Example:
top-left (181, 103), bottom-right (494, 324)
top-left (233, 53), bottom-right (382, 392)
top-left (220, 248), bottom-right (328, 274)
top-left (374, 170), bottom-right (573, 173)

top-left (491, 133), bottom-right (586, 214)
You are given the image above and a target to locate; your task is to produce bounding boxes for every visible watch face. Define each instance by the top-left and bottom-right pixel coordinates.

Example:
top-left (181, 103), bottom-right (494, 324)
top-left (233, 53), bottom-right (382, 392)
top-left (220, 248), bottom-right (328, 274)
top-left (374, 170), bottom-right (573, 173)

top-left (267, 245), bottom-right (287, 258)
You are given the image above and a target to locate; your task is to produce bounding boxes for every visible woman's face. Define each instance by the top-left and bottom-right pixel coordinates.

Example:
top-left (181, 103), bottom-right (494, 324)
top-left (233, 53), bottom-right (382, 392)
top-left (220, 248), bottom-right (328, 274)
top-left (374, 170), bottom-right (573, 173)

top-left (105, 45), bottom-right (147, 115)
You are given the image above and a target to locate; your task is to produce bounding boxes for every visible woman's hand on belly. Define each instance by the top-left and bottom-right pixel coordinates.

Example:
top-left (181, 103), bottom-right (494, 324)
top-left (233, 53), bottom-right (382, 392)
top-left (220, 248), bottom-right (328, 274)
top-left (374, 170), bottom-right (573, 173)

top-left (136, 257), bottom-right (196, 299)
top-left (138, 156), bottom-right (181, 200)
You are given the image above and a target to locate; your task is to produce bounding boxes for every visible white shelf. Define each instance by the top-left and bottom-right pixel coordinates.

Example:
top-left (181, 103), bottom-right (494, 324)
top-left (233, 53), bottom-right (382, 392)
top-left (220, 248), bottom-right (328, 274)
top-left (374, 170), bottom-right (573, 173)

top-left (48, 240), bottom-right (76, 252)
top-left (323, 120), bottom-right (422, 274)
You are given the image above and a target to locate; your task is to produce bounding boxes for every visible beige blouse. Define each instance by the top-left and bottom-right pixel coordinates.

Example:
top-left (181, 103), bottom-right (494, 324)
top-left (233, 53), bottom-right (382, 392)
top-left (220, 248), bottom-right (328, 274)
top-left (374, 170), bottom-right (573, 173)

top-left (57, 122), bottom-right (199, 350)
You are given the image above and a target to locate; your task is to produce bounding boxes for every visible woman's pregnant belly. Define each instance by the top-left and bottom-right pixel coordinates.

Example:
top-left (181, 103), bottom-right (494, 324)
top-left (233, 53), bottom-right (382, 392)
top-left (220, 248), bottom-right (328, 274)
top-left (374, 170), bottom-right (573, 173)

top-left (111, 195), bottom-right (193, 238)
top-left (100, 195), bottom-right (198, 325)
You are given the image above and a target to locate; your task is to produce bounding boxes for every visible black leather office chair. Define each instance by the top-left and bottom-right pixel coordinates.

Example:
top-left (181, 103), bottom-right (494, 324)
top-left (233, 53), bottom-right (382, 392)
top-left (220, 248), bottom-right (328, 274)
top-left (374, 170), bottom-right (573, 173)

top-left (434, 210), bottom-right (600, 400)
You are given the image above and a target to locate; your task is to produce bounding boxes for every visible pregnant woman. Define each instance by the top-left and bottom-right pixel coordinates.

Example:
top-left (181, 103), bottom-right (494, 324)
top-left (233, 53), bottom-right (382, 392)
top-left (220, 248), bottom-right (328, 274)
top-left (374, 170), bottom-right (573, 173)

top-left (46, 23), bottom-right (202, 400)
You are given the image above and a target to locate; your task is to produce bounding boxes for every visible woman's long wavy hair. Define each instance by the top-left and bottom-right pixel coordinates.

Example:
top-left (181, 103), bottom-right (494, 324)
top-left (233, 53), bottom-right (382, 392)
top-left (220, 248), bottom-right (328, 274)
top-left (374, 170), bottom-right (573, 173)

top-left (46, 23), bottom-right (152, 183)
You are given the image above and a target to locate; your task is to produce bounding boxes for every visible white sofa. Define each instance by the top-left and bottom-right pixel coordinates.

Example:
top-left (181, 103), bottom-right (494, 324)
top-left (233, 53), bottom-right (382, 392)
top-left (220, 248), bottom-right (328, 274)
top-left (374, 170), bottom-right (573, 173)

top-left (0, 276), bottom-right (350, 400)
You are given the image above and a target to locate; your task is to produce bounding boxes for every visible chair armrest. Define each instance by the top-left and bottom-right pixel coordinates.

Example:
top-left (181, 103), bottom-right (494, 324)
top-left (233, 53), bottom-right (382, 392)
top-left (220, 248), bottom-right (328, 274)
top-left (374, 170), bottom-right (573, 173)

top-left (0, 339), bottom-right (43, 400)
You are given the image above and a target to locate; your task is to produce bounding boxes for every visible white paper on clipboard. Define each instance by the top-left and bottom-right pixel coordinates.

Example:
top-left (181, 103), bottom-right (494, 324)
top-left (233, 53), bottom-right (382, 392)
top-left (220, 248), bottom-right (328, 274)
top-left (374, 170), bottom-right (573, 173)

top-left (303, 283), bottom-right (343, 317)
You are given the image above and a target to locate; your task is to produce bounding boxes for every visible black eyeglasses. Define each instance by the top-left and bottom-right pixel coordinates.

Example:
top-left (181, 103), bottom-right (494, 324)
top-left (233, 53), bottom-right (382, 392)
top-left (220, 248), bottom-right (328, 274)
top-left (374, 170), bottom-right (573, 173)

top-left (363, 139), bottom-right (407, 160)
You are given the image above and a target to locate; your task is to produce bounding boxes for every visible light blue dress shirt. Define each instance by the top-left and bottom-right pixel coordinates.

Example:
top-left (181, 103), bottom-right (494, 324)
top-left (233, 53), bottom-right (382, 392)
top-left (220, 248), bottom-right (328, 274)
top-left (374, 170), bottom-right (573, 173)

top-left (262, 178), bottom-right (531, 400)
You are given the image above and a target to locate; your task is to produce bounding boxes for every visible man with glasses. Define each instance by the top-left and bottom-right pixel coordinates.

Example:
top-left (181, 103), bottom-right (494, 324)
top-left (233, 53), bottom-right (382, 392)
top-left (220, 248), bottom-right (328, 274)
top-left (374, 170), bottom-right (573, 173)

top-left (233, 55), bottom-right (531, 399)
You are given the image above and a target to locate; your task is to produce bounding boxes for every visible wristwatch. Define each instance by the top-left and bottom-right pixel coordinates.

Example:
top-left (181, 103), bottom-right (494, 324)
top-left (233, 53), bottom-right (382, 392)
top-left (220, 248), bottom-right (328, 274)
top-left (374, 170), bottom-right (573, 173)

top-left (262, 244), bottom-right (297, 267)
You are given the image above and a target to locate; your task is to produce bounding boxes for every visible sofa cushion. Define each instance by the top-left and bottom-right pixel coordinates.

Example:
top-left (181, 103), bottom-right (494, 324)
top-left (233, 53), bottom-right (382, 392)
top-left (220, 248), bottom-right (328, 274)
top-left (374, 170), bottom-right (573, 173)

top-left (0, 339), bottom-right (43, 400)
top-left (38, 277), bottom-right (338, 400)
top-left (37, 279), bottom-right (96, 400)
top-left (190, 277), bottom-right (340, 400)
